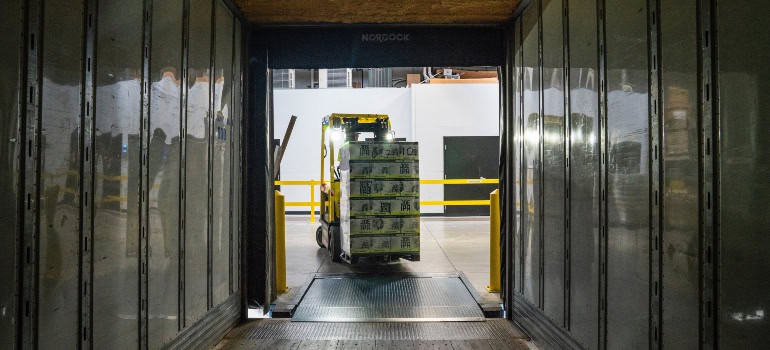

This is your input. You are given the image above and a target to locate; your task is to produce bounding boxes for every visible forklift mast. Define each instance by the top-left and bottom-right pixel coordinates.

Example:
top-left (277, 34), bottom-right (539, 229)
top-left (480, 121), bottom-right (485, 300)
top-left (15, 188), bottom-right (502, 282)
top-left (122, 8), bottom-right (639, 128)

top-left (319, 114), bottom-right (392, 223)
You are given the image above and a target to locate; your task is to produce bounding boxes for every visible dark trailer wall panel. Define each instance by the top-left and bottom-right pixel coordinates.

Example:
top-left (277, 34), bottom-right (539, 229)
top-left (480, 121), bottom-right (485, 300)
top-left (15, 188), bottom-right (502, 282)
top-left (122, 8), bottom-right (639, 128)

top-left (93, 0), bottom-right (143, 348)
top-left (38, 0), bottom-right (84, 347)
top-left (510, 21), bottom-right (524, 295)
top-left (186, 0), bottom-right (213, 325)
top-left (0, 0), bottom-right (22, 347)
top-left (148, 0), bottom-right (183, 346)
top-left (6, 0), bottom-right (244, 348)
top-left (566, 0), bottom-right (600, 346)
top-left (213, 0), bottom-right (234, 305)
top-left (521, 2), bottom-right (541, 309)
top-left (660, 0), bottom-right (699, 348)
top-left (541, 0), bottom-right (566, 327)
top-left (506, 0), bottom-right (770, 349)
top-left (93, 0), bottom-right (143, 349)
top-left (605, 0), bottom-right (650, 348)
top-left (716, 1), bottom-right (770, 348)
top-left (606, 0), bottom-right (654, 345)
top-left (231, 20), bottom-right (243, 296)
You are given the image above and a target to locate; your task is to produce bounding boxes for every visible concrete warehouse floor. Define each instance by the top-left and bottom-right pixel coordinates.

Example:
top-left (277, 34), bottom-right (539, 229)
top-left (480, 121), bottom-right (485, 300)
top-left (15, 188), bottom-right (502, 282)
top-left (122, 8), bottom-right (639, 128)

top-left (275, 215), bottom-right (501, 307)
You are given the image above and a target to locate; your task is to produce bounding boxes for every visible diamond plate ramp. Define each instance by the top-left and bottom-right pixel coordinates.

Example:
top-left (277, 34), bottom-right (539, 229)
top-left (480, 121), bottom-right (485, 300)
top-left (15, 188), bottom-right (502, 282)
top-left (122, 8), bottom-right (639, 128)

top-left (292, 276), bottom-right (485, 322)
top-left (225, 319), bottom-right (527, 340)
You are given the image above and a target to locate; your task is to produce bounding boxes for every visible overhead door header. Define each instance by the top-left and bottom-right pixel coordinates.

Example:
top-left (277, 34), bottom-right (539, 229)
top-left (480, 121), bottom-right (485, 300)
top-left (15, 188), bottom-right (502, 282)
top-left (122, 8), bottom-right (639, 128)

top-left (256, 25), bottom-right (505, 69)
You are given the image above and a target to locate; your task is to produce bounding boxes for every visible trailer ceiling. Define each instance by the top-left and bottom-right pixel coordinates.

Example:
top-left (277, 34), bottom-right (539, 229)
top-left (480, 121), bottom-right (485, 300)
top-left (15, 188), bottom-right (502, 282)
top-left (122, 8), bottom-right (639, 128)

top-left (233, 0), bottom-right (519, 24)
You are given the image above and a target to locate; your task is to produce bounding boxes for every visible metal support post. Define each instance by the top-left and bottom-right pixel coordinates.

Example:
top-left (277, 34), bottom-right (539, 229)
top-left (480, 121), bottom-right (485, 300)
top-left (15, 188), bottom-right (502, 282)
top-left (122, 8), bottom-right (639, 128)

top-left (487, 189), bottom-right (501, 293)
top-left (310, 182), bottom-right (315, 223)
top-left (275, 191), bottom-right (288, 293)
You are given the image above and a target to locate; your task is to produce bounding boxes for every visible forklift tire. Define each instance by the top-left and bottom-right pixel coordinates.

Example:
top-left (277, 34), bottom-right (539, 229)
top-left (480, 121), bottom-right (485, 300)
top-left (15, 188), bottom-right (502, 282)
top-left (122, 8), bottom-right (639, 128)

top-left (329, 226), bottom-right (342, 263)
top-left (315, 226), bottom-right (325, 248)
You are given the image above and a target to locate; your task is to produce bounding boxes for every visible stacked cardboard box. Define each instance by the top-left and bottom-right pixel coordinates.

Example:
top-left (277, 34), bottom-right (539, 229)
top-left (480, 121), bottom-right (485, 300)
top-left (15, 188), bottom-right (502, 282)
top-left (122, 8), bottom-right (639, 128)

top-left (340, 141), bottom-right (420, 258)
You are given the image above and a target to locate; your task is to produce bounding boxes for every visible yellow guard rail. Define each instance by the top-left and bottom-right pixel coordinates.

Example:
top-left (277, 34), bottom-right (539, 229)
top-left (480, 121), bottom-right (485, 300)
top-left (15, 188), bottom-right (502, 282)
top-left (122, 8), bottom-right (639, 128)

top-left (273, 180), bottom-right (502, 295)
top-left (274, 178), bottom-right (499, 223)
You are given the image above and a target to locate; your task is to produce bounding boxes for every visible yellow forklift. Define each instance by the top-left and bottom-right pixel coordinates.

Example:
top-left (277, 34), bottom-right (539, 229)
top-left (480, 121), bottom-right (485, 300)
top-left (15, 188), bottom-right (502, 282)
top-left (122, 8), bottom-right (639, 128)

top-left (315, 113), bottom-right (420, 264)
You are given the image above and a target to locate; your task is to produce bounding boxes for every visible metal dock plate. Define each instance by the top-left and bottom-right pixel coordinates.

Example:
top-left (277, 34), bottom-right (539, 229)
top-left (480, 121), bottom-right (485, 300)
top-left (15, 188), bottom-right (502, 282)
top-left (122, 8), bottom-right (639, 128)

top-left (292, 275), bottom-right (485, 322)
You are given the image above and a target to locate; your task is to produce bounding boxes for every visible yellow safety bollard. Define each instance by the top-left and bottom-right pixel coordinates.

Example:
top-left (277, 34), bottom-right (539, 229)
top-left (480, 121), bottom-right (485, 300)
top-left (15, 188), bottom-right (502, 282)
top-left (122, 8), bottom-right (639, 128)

top-left (310, 181), bottom-right (315, 223)
top-left (275, 190), bottom-right (288, 293)
top-left (487, 189), bottom-right (501, 293)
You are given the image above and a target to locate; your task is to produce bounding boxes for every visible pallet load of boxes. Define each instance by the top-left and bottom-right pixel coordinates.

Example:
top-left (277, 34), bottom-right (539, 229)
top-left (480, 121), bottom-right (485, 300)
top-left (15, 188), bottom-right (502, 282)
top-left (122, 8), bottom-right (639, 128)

top-left (339, 141), bottom-right (421, 262)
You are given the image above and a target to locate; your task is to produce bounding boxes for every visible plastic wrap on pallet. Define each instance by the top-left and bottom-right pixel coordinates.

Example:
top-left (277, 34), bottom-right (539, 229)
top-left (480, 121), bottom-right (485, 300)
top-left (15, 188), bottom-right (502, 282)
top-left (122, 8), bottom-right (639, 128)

top-left (340, 141), bottom-right (419, 259)
top-left (339, 145), bottom-right (352, 256)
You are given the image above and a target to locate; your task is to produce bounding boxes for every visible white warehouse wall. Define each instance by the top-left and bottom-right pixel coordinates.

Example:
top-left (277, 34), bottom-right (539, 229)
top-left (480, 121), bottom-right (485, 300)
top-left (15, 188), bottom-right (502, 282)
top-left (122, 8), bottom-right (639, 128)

top-left (412, 84), bottom-right (500, 214)
top-left (273, 84), bottom-right (499, 214)
top-left (274, 88), bottom-right (412, 213)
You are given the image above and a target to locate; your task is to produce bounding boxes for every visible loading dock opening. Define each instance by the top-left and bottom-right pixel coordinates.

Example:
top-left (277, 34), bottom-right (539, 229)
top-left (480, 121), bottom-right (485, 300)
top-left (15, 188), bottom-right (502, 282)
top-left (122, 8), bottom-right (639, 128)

top-left (243, 26), bottom-right (508, 320)
top-left (267, 71), bottom-right (504, 322)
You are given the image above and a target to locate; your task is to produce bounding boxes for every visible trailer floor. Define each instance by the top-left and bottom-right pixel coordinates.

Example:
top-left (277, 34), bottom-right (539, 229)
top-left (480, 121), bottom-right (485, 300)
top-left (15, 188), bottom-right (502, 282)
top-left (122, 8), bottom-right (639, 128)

top-left (214, 319), bottom-right (535, 349)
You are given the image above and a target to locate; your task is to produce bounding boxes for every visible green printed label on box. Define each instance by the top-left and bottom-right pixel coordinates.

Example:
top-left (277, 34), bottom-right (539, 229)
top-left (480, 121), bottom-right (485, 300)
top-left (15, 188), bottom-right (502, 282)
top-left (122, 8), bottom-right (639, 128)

top-left (350, 198), bottom-right (420, 216)
top-left (391, 235), bottom-right (420, 253)
top-left (392, 197), bottom-right (420, 215)
top-left (400, 217), bottom-right (421, 234)
top-left (370, 236), bottom-right (392, 253)
top-left (350, 237), bottom-right (372, 254)
top-left (349, 199), bottom-right (374, 216)
top-left (350, 161), bottom-right (419, 179)
top-left (349, 180), bottom-right (420, 197)
top-left (350, 217), bottom-right (402, 235)
top-left (346, 142), bottom-right (419, 161)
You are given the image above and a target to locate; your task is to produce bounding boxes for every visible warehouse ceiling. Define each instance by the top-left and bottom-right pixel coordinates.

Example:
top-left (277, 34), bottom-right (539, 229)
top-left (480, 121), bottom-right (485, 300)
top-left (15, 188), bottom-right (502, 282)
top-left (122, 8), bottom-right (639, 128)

top-left (234, 0), bottom-right (520, 24)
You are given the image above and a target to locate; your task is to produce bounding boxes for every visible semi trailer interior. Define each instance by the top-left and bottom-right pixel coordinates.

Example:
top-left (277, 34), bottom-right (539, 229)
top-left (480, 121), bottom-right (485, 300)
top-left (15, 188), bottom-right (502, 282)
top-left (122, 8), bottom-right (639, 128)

top-left (1, 0), bottom-right (768, 349)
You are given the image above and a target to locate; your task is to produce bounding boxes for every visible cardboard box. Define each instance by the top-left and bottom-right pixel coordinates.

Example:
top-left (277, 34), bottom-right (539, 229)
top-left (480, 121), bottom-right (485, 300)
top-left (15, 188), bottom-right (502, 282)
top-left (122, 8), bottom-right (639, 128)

top-left (349, 161), bottom-right (419, 179)
top-left (345, 142), bottom-right (419, 161)
top-left (349, 180), bottom-right (419, 197)
top-left (393, 197), bottom-right (420, 215)
top-left (406, 73), bottom-right (421, 87)
top-left (349, 217), bottom-right (402, 235)
top-left (348, 199), bottom-right (374, 216)
top-left (340, 140), bottom-right (420, 258)
top-left (391, 235), bottom-right (420, 253)
top-left (349, 237), bottom-right (372, 254)
top-left (400, 217), bottom-right (421, 234)
top-left (350, 197), bottom-right (420, 216)
top-left (370, 236), bottom-right (392, 253)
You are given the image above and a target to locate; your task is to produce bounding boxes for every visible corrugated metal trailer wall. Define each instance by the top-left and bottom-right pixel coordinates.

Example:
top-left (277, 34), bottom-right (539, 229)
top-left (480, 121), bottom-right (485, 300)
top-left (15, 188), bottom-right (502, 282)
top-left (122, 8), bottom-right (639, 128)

top-left (4, 0), bottom-right (245, 348)
top-left (0, 0), bottom-right (23, 348)
top-left (501, 0), bottom-right (770, 348)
